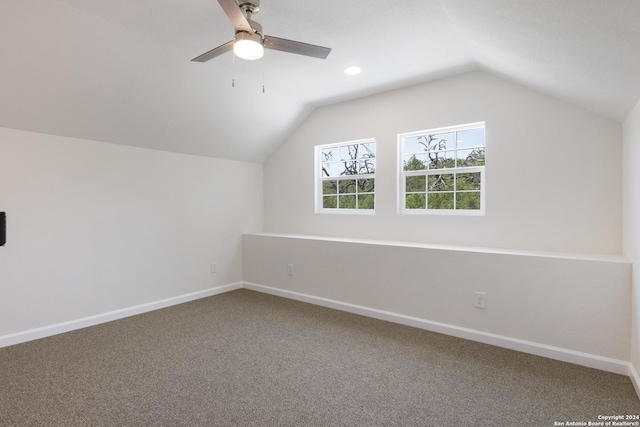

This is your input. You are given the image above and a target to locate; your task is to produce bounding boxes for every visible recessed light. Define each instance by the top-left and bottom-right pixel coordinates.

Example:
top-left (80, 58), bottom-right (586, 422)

top-left (344, 66), bottom-right (361, 76)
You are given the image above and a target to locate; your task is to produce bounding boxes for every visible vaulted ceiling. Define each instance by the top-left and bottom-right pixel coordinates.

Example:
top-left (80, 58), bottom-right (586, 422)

top-left (2, 0), bottom-right (639, 162)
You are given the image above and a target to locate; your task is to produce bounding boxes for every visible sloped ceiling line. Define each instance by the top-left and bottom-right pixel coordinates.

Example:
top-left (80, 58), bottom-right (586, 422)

top-left (1, 0), bottom-right (639, 161)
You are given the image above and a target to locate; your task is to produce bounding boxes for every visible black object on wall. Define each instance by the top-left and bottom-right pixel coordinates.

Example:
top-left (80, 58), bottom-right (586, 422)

top-left (0, 212), bottom-right (5, 246)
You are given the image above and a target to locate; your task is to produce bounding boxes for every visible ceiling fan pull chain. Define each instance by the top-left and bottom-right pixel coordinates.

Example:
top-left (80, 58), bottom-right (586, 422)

top-left (262, 50), bottom-right (266, 93)
top-left (232, 39), bottom-right (236, 87)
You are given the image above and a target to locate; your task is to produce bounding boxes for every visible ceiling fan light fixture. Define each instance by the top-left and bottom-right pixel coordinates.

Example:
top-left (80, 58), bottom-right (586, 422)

top-left (234, 31), bottom-right (264, 60)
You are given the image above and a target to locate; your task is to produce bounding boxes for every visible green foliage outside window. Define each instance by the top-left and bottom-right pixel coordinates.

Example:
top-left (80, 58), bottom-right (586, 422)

top-left (402, 130), bottom-right (484, 211)
top-left (323, 177), bottom-right (375, 210)
top-left (320, 140), bottom-right (376, 211)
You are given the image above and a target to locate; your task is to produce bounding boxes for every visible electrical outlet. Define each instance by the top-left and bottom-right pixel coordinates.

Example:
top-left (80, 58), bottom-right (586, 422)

top-left (211, 262), bottom-right (217, 273)
top-left (474, 291), bottom-right (486, 309)
top-left (287, 264), bottom-right (294, 276)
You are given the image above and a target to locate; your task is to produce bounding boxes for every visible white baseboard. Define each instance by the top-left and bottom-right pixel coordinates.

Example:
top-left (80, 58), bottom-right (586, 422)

top-left (3, 280), bottom-right (637, 400)
top-left (0, 283), bottom-right (242, 349)
top-left (630, 363), bottom-right (640, 398)
top-left (243, 282), bottom-right (632, 377)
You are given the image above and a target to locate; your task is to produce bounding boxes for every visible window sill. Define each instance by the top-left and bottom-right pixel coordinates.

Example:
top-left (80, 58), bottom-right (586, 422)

top-left (400, 208), bottom-right (485, 216)
top-left (316, 209), bottom-right (376, 215)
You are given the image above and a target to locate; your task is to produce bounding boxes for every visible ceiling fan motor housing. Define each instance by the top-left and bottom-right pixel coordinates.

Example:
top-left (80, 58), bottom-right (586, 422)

top-left (235, 30), bottom-right (263, 44)
top-left (246, 19), bottom-right (262, 36)
top-left (234, 16), bottom-right (262, 50)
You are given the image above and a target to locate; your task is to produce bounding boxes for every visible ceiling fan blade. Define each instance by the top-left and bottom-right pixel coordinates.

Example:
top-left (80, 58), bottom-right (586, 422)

top-left (264, 36), bottom-right (331, 59)
top-left (191, 40), bottom-right (234, 62)
top-left (217, 0), bottom-right (253, 33)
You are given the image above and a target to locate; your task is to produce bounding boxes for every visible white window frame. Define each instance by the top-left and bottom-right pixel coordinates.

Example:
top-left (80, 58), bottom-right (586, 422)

top-left (398, 122), bottom-right (486, 216)
top-left (315, 138), bottom-right (376, 215)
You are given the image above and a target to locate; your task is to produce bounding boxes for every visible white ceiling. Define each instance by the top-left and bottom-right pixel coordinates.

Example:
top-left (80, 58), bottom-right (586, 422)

top-left (2, 0), bottom-right (639, 162)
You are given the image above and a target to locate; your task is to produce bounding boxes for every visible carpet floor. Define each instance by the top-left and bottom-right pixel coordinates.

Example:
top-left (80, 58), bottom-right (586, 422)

top-left (1, 289), bottom-right (638, 426)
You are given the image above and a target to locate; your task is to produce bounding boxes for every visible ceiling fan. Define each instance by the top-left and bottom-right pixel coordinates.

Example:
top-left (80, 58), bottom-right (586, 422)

top-left (192, 0), bottom-right (331, 63)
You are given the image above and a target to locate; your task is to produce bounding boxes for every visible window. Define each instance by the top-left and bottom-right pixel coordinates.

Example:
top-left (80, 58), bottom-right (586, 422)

top-left (398, 122), bottom-right (485, 215)
top-left (316, 139), bottom-right (376, 213)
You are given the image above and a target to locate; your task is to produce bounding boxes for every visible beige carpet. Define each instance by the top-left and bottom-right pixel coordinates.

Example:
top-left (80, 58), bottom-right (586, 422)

top-left (1, 289), bottom-right (638, 426)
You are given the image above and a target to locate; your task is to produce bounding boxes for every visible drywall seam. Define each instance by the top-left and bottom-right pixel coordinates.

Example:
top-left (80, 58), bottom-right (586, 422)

top-left (243, 281), bottom-right (632, 377)
top-left (0, 283), bottom-right (242, 349)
